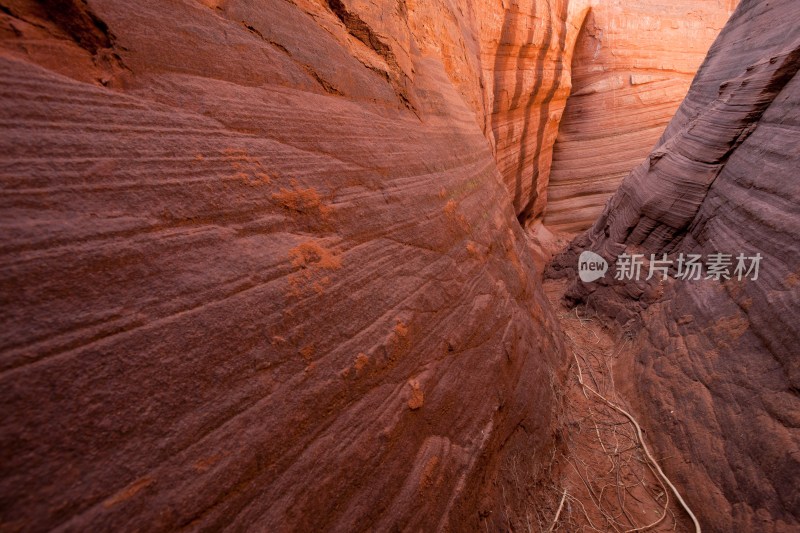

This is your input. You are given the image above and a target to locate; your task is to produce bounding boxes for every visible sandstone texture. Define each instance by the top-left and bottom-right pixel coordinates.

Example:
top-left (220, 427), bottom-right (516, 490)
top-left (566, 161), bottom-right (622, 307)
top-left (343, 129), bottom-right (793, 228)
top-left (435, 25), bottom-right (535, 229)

top-left (485, 0), bottom-right (736, 229)
top-left (482, 0), bottom-right (589, 222)
top-left (2, 0), bottom-right (783, 530)
top-left (549, 0), bottom-right (800, 530)
top-left (0, 1), bottom-right (571, 530)
top-left (544, 0), bottom-right (737, 232)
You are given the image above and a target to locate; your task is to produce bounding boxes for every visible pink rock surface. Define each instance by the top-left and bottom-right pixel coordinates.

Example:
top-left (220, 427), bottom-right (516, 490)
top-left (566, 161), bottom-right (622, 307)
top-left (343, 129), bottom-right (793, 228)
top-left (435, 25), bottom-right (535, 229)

top-left (482, 0), bottom-right (589, 222)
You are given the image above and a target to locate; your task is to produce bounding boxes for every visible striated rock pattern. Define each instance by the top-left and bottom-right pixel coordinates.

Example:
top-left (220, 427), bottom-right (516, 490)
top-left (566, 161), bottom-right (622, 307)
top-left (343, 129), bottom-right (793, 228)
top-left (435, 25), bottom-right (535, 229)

top-left (544, 0), bottom-right (737, 232)
top-left (482, 0), bottom-right (590, 222)
top-left (549, 0), bottom-right (800, 530)
top-left (0, 0), bottom-right (571, 530)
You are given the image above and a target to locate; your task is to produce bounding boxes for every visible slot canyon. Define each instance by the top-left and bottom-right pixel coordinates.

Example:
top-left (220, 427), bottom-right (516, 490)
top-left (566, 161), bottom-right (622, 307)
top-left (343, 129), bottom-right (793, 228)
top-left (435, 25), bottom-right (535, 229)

top-left (0, 0), bottom-right (797, 531)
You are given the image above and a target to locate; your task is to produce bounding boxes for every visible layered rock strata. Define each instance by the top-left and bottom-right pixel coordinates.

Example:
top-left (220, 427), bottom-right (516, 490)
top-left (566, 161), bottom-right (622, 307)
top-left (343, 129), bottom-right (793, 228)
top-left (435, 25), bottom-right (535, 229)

top-left (549, 0), bottom-right (800, 529)
top-left (0, 0), bottom-right (569, 530)
top-left (544, 0), bottom-right (737, 232)
top-left (482, 0), bottom-right (589, 222)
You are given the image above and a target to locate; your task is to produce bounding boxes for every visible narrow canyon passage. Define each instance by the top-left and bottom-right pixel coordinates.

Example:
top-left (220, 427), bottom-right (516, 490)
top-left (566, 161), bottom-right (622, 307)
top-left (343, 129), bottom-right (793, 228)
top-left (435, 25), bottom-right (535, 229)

top-left (1, 0), bottom-right (797, 531)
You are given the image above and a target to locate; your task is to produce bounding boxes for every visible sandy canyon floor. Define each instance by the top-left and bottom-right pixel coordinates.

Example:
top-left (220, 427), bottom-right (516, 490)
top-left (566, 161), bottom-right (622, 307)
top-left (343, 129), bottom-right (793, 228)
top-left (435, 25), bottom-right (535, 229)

top-left (543, 277), bottom-right (693, 532)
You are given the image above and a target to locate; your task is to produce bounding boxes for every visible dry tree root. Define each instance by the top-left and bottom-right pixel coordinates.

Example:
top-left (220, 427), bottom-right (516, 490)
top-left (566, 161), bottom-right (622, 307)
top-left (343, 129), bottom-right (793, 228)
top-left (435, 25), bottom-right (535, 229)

top-left (547, 488), bottom-right (568, 532)
top-left (571, 351), bottom-right (701, 533)
top-left (549, 294), bottom-right (700, 533)
top-left (549, 285), bottom-right (698, 533)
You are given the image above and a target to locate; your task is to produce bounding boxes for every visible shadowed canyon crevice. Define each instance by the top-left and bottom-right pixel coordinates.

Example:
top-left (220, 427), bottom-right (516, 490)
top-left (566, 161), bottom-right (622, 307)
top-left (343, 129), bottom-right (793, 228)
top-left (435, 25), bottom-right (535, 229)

top-left (1, 0), bottom-right (796, 532)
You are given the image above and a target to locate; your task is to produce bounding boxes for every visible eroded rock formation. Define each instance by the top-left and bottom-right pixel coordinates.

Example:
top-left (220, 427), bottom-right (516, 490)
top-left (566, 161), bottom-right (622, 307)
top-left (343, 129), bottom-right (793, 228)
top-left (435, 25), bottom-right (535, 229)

top-left (0, 1), bottom-right (569, 530)
top-left (484, 0), bottom-right (737, 229)
top-left (549, 0), bottom-right (800, 529)
top-left (3, 0), bottom-right (785, 530)
top-left (544, 0), bottom-right (737, 232)
top-left (483, 0), bottom-right (589, 222)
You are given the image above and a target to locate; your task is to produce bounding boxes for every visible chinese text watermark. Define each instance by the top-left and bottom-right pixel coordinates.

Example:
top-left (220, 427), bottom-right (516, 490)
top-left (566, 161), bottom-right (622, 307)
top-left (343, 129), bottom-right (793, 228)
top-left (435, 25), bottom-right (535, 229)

top-left (578, 251), bottom-right (762, 283)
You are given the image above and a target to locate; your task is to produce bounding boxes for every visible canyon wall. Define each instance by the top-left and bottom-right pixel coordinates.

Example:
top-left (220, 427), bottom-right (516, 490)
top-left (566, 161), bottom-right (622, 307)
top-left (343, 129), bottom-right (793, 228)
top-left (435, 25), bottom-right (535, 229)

top-left (0, 0), bottom-right (571, 530)
top-left (481, 0), bottom-right (589, 222)
top-left (549, 0), bottom-right (800, 529)
top-left (484, 0), bottom-right (736, 229)
top-left (0, 0), bottom-right (762, 530)
top-left (544, 0), bottom-right (736, 232)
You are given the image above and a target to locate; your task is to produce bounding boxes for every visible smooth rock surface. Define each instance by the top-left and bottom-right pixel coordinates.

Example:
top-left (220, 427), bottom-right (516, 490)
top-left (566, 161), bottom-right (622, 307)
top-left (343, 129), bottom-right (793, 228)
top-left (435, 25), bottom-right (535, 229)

top-left (482, 0), bottom-right (590, 222)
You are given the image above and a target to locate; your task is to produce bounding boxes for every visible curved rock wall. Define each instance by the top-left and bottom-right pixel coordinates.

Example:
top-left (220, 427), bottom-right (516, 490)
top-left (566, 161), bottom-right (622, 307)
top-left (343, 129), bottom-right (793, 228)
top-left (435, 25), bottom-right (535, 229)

top-left (0, 0), bottom-right (568, 530)
top-left (482, 0), bottom-right (590, 222)
top-left (549, 0), bottom-right (800, 529)
top-left (0, 0), bottom-right (763, 530)
top-left (544, 0), bottom-right (737, 232)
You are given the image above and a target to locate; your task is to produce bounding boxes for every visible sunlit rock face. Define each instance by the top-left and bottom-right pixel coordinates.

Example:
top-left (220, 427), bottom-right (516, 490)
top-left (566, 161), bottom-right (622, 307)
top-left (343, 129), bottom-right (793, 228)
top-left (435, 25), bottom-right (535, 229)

top-left (549, 0), bottom-right (800, 529)
top-left (480, 0), bottom-right (590, 222)
top-left (544, 0), bottom-right (737, 232)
